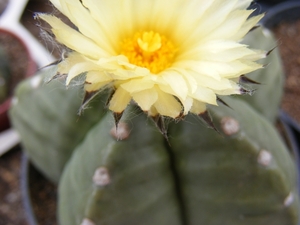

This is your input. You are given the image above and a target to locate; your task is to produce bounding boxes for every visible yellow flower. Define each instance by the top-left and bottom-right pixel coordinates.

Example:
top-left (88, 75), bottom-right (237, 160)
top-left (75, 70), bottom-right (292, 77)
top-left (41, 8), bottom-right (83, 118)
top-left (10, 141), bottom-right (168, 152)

top-left (38, 0), bottom-right (265, 118)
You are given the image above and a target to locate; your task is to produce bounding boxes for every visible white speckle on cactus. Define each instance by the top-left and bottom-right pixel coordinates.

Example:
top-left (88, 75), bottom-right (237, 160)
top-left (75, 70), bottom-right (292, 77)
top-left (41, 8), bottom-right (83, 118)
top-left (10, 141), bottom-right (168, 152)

top-left (80, 218), bottom-right (95, 225)
top-left (284, 192), bottom-right (294, 207)
top-left (257, 149), bottom-right (272, 166)
top-left (30, 75), bottom-right (42, 89)
top-left (220, 117), bottom-right (239, 136)
top-left (93, 167), bottom-right (110, 186)
top-left (11, 96), bottom-right (18, 106)
top-left (110, 122), bottom-right (130, 140)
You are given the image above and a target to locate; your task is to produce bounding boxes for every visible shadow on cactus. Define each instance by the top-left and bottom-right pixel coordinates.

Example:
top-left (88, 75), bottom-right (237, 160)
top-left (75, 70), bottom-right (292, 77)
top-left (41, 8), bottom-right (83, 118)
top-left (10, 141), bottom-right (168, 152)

top-left (9, 0), bottom-right (299, 224)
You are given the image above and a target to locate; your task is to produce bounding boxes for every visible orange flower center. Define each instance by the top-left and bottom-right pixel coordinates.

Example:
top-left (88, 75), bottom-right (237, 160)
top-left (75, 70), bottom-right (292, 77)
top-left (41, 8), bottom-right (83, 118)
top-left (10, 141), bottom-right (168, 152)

top-left (121, 31), bottom-right (177, 74)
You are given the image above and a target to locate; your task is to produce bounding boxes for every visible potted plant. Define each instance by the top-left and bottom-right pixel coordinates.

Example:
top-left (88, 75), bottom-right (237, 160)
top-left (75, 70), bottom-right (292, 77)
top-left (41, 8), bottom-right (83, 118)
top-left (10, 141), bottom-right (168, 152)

top-left (0, 0), bottom-right (38, 133)
top-left (10, 0), bottom-right (300, 224)
top-left (0, 28), bottom-right (36, 132)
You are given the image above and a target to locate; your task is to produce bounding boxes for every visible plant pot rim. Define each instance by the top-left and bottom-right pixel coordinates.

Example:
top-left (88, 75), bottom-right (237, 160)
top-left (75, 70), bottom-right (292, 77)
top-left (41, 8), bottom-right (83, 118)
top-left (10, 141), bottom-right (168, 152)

top-left (21, 153), bottom-right (38, 225)
top-left (280, 111), bottom-right (300, 160)
top-left (0, 28), bottom-right (36, 131)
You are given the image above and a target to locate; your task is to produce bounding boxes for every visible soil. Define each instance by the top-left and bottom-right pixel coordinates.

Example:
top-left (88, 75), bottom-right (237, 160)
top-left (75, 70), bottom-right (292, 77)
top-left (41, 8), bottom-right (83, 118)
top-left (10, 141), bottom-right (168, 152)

top-left (0, 148), bottom-right (57, 225)
top-left (28, 161), bottom-right (57, 225)
top-left (273, 20), bottom-right (300, 124)
top-left (0, 148), bottom-right (28, 225)
top-left (0, 1), bottom-right (300, 225)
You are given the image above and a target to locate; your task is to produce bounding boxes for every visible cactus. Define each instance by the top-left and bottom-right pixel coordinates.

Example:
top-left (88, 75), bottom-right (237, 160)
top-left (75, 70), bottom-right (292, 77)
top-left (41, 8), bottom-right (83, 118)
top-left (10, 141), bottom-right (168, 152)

top-left (58, 99), bottom-right (299, 225)
top-left (237, 27), bottom-right (284, 123)
top-left (9, 25), bottom-right (299, 225)
top-left (10, 69), bottom-right (109, 182)
top-left (8, 6), bottom-right (300, 225)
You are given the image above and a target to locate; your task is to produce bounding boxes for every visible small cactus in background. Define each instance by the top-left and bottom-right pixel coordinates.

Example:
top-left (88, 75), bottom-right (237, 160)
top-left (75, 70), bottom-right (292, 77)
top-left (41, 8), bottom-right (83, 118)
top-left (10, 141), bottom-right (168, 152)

top-left (8, 0), bottom-right (300, 224)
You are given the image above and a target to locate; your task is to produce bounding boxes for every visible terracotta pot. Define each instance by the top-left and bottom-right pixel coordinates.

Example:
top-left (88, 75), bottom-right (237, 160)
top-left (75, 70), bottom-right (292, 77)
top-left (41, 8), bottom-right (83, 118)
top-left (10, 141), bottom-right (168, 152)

top-left (0, 28), bottom-right (36, 131)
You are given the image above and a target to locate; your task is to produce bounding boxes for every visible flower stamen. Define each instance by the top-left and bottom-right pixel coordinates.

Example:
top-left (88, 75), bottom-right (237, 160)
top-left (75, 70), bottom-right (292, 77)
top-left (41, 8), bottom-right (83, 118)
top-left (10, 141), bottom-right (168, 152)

top-left (121, 31), bottom-right (176, 74)
top-left (138, 31), bottom-right (162, 53)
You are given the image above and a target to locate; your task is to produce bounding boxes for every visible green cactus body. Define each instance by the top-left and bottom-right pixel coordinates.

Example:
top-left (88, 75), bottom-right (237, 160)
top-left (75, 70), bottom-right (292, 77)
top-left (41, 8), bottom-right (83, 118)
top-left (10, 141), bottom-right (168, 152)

top-left (59, 109), bottom-right (182, 225)
top-left (232, 27), bottom-right (283, 123)
top-left (9, 69), bottom-right (109, 183)
top-left (169, 98), bottom-right (299, 225)
top-left (56, 99), bottom-right (299, 225)
top-left (8, 21), bottom-right (299, 225)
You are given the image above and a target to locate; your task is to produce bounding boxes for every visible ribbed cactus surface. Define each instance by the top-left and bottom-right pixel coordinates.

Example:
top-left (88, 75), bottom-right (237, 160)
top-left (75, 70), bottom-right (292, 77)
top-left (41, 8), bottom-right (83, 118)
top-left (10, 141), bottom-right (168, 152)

top-left (59, 108), bottom-right (182, 225)
top-left (10, 70), bottom-right (108, 182)
top-left (237, 27), bottom-right (284, 122)
top-left (58, 100), bottom-right (299, 225)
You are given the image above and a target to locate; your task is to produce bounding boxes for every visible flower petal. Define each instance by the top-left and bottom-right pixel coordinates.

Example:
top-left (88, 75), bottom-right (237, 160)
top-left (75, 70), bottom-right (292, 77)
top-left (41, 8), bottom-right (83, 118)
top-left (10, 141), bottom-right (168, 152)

top-left (191, 87), bottom-right (217, 105)
top-left (190, 100), bottom-right (207, 115)
top-left (63, 1), bottom-right (116, 54)
top-left (171, 68), bottom-right (198, 94)
top-left (121, 78), bottom-right (154, 94)
top-left (214, 84), bottom-right (240, 95)
top-left (188, 70), bottom-right (238, 91)
top-left (161, 72), bottom-right (188, 101)
top-left (232, 14), bottom-right (264, 41)
top-left (132, 88), bottom-right (158, 111)
top-left (179, 0), bottom-right (238, 50)
top-left (153, 87), bottom-right (182, 118)
top-left (66, 62), bottom-right (101, 85)
top-left (81, 0), bottom-right (126, 48)
top-left (174, 60), bottom-right (221, 81)
top-left (58, 52), bottom-right (86, 74)
top-left (109, 87), bottom-right (131, 113)
top-left (49, 0), bottom-right (63, 12)
top-left (221, 60), bottom-right (263, 78)
top-left (44, 0), bottom-right (265, 118)
top-left (85, 71), bottom-right (113, 84)
top-left (182, 97), bottom-right (193, 115)
top-left (38, 14), bottom-right (109, 59)
top-left (203, 9), bottom-right (253, 41)
top-left (84, 80), bottom-right (112, 93)
top-left (235, 0), bottom-right (252, 10)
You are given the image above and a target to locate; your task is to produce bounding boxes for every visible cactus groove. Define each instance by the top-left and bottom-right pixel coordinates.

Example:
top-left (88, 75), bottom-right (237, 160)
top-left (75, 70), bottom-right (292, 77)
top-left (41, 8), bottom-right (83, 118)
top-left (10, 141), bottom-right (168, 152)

top-left (163, 135), bottom-right (189, 225)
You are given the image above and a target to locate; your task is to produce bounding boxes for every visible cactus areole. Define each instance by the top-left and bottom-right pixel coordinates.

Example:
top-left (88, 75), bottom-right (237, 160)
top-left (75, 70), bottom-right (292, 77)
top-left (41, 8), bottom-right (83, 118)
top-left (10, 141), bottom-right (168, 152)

top-left (8, 0), bottom-right (300, 224)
